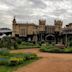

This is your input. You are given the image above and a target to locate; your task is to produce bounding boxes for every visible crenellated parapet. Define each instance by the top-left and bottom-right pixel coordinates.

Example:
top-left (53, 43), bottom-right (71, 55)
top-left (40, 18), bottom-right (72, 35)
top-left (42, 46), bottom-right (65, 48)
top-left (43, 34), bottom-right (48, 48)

top-left (39, 19), bottom-right (46, 32)
top-left (54, 20), bottom-right (63, 32)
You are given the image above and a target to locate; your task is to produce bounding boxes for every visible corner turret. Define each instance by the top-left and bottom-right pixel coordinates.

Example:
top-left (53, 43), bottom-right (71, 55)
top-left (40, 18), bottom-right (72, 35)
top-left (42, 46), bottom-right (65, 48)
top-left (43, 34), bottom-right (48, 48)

top-left (13, 16), bottom-right (16, 24)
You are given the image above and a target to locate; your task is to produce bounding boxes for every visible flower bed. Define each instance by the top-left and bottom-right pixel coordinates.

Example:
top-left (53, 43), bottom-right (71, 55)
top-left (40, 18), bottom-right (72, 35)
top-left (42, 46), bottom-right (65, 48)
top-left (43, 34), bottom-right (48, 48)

top-left (0, 49), bottom-right (39, 72)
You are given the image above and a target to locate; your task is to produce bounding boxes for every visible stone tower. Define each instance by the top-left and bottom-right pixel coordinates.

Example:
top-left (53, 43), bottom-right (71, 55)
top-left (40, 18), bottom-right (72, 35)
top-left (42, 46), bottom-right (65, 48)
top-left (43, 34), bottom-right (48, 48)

top-left (13, 16), bottom-right (16, 24)
top-left (38, 19), bottom-right (46, 41)
top-left (39, 19), bottom-right (46, 32)
top-left (54, 20), bottom-right (63, 32)
top-left (54, 20), bottom-right (63, 44)
top-left (12, 16), bottom-right (17, 37)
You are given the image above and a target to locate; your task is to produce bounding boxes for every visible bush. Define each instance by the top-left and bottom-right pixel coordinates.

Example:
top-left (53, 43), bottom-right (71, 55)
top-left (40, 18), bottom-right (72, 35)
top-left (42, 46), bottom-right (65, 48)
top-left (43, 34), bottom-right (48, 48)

top-left (40, 47), bottom-right (48, 52)
top-left (0, 49), bottom-right (9, 56)
top-left (40, 44), bottom-right (72, 53)
top-left (69, 41), bottom-right (72, 47)
top-left (8, 57), bottom-right (24, 66)
top-left (40, 47), bottom-right (64, 53)
top-left (0, 36), bottom-right (12, 49)
top-left (0, 36), bottom-right (19, 49)
top-left (18, 41), bottom-right (40, 49)
top-left (23, 53), bottom-right (38, 60)
top-left (9, 53), bottom-right (38, 60)
top-left (21, 42), bottom-right (34, 46)
top-left (0, 36), bottom-right (40, 49)
top-left (40, 44), bottom-right (55, 51)
top-left (11, 53), bottom-right (26, 60)
top-left (64, 48), bottom-right (72, 53)
top-left (13, 43), bottom-right (18, 49)
top-left (6, 52), bottom-right (38, 66)
top-left (48, 48), bottom-right (64, 53)
top-left (15, 37), bottom-right (22, 44)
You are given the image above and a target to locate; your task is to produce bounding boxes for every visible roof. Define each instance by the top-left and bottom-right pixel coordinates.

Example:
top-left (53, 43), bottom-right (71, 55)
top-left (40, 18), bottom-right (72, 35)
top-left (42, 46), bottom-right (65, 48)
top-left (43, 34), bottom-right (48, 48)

top-left (0, 28), bottom-right (12, 33)
top-left (15, 23), bottom-right (38, 27)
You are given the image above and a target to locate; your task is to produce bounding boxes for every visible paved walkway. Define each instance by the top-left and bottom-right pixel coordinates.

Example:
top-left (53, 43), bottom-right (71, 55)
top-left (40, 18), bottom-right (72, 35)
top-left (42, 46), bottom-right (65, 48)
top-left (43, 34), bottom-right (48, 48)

top-left (11, 49), bottom-right (72, 72)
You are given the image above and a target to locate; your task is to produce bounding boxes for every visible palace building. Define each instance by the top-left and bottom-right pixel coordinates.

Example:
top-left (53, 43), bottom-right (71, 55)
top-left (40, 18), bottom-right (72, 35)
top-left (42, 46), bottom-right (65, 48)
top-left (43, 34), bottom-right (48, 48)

top-left (12, 17), bottom-right (72, 44)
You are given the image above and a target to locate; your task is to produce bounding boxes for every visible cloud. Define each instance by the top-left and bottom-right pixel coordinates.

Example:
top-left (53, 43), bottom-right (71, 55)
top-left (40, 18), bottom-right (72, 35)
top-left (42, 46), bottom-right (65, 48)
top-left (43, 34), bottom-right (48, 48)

top-left (0, 4), bottom-right (9, 10)
top-left (0, 0), bottom-right (72, 29)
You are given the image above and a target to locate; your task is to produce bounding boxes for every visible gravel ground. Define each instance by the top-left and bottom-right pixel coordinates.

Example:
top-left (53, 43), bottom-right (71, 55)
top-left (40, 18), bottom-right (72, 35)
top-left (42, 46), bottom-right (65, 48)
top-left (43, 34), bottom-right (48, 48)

top-left (11, 48), bottom-right (72, 72)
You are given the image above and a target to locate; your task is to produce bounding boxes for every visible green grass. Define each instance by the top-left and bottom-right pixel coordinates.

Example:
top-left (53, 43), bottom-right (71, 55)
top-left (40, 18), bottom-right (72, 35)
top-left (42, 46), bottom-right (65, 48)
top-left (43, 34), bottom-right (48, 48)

top-left (0, 66), bottom-right (13, 72)
top-left (0, 59), bottom-right (39, 72)
top-left (18, 44), bottom-right (40, 49)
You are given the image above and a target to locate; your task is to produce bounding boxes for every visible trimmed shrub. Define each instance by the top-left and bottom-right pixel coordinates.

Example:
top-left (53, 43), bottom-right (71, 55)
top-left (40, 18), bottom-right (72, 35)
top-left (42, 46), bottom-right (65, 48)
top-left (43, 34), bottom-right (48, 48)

top-left (40, 44), bottom-right (72, 53)
top-left (64, 48), bottom-right (72, 53)
top-left (40, 47), bottom-right (64, 53)
top-left (48, 48), bottom-right (64, 53)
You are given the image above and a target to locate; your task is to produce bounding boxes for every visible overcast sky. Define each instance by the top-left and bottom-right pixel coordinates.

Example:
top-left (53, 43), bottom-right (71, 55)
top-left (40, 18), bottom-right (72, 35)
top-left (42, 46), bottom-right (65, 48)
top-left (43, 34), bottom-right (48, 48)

top-left (0, 0), bottom-right (72, 29)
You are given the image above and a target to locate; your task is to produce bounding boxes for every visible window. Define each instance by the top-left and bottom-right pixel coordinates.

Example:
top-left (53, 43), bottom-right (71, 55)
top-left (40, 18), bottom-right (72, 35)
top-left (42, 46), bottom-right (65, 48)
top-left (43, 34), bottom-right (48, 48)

top-left (20, 29), bottom-right (26, 36)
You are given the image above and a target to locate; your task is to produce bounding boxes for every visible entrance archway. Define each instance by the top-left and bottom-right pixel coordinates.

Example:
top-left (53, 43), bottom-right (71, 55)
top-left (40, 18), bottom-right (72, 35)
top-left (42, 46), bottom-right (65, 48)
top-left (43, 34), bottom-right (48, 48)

top-left (45, 34), bottom-right (55, 44)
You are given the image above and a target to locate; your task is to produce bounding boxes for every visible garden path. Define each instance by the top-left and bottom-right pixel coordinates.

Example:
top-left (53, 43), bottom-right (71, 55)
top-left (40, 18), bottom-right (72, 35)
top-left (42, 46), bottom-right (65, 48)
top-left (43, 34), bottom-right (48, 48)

top-left (11, 48), bottom-right (72, 72)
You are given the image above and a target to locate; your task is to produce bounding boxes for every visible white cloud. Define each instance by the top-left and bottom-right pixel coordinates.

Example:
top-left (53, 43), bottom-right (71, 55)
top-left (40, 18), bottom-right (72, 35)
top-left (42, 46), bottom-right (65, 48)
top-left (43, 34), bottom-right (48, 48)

top-left (0, 3), bottom-right (9, 10)
top-left (0, 0), bottom-right (72, 29)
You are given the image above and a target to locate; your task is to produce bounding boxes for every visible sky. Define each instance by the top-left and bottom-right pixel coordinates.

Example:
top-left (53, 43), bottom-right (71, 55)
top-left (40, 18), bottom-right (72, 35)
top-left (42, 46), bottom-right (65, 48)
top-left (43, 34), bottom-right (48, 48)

top-left (0, 0), bottom-right (72, 29)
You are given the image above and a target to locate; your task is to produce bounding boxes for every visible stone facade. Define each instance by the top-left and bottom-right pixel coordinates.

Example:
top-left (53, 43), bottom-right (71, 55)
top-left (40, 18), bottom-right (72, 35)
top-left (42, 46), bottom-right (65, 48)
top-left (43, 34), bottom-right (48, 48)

top-left (12, 17), bottom-right (72, 44)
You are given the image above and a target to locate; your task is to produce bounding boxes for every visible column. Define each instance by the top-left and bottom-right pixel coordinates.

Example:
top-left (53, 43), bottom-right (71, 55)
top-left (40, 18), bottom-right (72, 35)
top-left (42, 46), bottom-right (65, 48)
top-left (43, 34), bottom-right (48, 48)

top-left (65, 34), bottom-right (67, 47)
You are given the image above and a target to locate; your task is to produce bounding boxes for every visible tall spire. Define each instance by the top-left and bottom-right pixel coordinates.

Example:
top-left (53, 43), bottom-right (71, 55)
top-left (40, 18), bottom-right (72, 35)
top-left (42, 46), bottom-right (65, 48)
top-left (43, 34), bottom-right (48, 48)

top-left (13, 16), bottom-right (16, 24)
